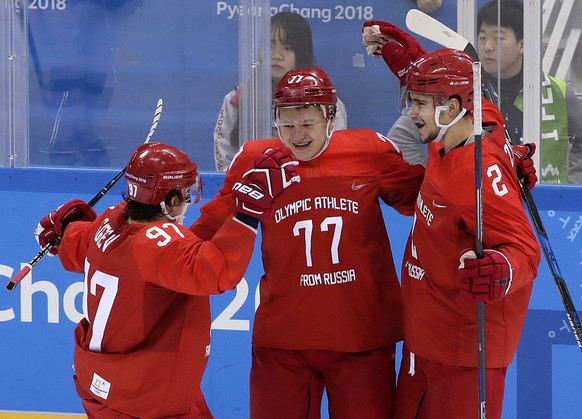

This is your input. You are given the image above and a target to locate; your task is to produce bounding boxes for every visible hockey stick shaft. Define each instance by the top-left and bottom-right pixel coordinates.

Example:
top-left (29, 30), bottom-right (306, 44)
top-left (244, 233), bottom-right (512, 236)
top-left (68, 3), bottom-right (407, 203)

top-left (473, 60), bottom-right (487, 419)
top-left (6, 98), bottom-right (164, 291)
top-left (406, 8), bottom-right (582, 351)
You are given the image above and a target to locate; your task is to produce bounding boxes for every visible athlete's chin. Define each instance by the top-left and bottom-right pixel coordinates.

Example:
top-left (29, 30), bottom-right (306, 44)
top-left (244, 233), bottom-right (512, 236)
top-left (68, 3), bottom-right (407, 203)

top-left (416, 126), bottom-right (431, 143)
top-left (418, 131), bottom-right (434, 144)
top-left (292, 149), bottom-right (315, 161)
top-left (288, 145), bottom-right (316, 161)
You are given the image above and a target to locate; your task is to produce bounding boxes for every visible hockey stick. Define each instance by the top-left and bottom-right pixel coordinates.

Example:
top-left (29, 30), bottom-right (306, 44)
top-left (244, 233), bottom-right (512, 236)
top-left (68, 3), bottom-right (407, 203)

top-left (405, 9), bottom-right (498, 103)
top-left (6, 98), bottom-right (164, 291)
top-left (405, 8), bottom-right (582, 351)
top-left (473, 60), bottom-right (487, 419)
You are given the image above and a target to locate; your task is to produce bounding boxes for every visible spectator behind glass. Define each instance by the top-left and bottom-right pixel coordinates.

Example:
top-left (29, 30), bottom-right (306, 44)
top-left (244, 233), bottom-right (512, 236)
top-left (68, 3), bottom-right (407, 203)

top-left (386, 0), bottom-right (582, 184)
top-left (477, 0), bottom-right (582, 184)
top-left (213, 11), bottom-right (348, 171)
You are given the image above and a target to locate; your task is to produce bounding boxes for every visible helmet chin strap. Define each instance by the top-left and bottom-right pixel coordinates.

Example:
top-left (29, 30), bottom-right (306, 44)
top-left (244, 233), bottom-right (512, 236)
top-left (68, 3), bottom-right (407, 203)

top-left (302, 104), bottom-right (335, 161)
top-left (304, 118), bottom-right (335, 161)
top-left (433, 106), bottom-right (467, 143)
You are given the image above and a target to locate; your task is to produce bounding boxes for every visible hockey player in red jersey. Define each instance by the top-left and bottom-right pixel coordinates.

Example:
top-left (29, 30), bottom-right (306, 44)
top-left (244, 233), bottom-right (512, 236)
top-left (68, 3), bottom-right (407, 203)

top-left (33, 142), bottom-right (299, 419)
top-left (190, 67), bottom-right (426, 419)
top-left (361, 20), bottom-right (539, 190)
top-left (394, 49), bottom-right (541, 419)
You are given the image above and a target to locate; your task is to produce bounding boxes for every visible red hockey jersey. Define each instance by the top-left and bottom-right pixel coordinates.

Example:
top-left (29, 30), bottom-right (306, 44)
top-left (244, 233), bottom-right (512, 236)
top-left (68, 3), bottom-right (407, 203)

top-left (58, 202), bottom-right (256, 418)
top-left (400, 114), bottom-right (541, 368)
top-left (191, 129), bottom-right (425, 352)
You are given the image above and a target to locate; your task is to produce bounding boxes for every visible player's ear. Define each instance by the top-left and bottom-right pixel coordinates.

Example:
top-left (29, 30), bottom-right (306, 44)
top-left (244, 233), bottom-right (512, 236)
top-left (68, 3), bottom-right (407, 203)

top-left (327, 118), bottom-right (336, 136)
top-left (447, 96), bottom-right (462, 115)
top-left (166, 191), bottom-right (182, 209)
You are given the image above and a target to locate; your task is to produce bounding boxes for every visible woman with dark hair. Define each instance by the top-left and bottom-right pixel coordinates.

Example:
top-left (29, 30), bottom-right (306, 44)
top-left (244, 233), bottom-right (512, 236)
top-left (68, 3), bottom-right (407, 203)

top-left (271, 11), bottom-right (315, 80)
top-left (213, 11), bottom-right (348, 171)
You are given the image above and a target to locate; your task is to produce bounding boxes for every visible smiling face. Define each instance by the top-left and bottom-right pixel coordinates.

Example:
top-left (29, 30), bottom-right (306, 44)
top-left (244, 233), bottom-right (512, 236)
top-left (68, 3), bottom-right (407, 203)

top-left (407, 92), bottom-right (442, 144)
top-left (271, 25), bottom-right (296, 85)
top-left (477, 24), bottom-right (523, 79)
top-left (276, 105), bottom-right (333, 161)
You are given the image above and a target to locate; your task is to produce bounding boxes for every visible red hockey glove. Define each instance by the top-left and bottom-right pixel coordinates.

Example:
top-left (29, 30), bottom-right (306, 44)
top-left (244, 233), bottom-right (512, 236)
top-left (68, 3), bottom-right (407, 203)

top-left (34, 199), bottom-right (97, 255)
top-left (512, 143), bottom-right (537, 189)
top-left (232, 147), bottom-right (300, 219)
top-left (362, 20), bottom-right (427, 86)
top-left (457, 249), bottom-right (512, 303)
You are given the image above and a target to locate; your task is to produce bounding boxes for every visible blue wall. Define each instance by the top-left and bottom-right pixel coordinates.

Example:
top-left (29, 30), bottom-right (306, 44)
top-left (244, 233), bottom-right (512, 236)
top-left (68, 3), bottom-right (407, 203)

top-left (0, 168), bottom-right (581, 418)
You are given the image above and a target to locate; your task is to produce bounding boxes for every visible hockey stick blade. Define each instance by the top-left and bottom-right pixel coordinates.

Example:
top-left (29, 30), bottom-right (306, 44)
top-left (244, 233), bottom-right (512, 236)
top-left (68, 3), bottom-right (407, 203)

top-left (145, 98), bottom-right (163, 143)
top-left (6, 98), bottom-right (164, 291)
top-left (87, 99), bottom-right (162, 208)
top-left (405, 9), bottom-right (582, 351)
top-left (406, 9), bottom-right (474, 54)
top-left (405, 9), bottom-right (496, 101)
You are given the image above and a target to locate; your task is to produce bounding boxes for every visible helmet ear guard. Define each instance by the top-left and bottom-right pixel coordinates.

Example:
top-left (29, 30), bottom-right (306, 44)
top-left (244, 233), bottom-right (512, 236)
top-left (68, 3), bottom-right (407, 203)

top-left (125, 142), bottom-right (201, 207)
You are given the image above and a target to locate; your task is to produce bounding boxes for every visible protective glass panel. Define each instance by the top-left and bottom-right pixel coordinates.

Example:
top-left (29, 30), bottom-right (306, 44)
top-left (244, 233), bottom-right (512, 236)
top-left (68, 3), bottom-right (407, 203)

top-left (540, 0), bottom-right (582, 184)
top-left (25, 2), bottom-right (238, 171)
top-left (230, 0), bottom-right (459, 172)
top-left (1, 1), bottom-right (28, 167)
top-left (475, 0), bottom-right (582, 185)
top-left (475, 0), bottom-right (527, 145)
top-left (5, 1), bottom-right (460, 172)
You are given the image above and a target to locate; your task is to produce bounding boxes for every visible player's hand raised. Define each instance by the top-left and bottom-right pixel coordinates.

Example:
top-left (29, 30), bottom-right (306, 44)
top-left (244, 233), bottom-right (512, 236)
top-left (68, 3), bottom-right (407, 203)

top-left (233, 147), bottom-right (300, 219)
top-left (34, 199), bottom-right (97, 255)
top-left (362, 20), bottom-right (427, 86)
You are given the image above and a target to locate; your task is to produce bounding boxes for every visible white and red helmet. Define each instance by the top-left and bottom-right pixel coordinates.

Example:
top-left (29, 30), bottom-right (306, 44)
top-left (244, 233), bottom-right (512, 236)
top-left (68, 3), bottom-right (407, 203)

top-left (125, 142), bottom-right (201, 206)
top-left (405, 48), bottom-right (477, 112)
top-left (273, 67), bottom-right (338, 120)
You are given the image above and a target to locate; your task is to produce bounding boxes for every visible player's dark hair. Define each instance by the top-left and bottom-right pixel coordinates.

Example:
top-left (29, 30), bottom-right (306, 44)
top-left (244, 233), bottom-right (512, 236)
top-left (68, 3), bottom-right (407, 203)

top-left (124, 190), bottom-right (182, 221)
top-left (271, 11), bottom-right (315, 69)
top-left (477, 0), bottom-right (524, 41)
